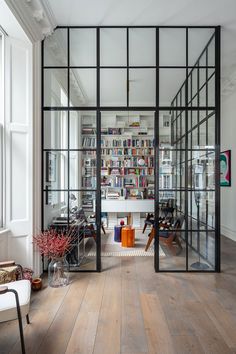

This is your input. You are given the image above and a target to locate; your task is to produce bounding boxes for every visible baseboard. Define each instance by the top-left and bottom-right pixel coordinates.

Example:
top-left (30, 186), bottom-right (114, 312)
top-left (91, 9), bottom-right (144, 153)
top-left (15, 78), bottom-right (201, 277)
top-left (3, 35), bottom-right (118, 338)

top-left (221, 224), bottom-right (236, 242)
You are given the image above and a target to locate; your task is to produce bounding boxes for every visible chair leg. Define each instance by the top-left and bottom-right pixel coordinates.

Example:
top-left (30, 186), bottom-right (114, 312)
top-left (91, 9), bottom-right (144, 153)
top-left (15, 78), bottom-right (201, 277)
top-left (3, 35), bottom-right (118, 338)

top-left (145, 227), bottom-right (155, 252)
top-left (9, 289), bottom-right (26, 354)
top-left (101, 224), bottom-right (106, 235)
top-left (26, 314), bottom-right (30, 324)
top-left (142, 222), bottom-right (147, 234)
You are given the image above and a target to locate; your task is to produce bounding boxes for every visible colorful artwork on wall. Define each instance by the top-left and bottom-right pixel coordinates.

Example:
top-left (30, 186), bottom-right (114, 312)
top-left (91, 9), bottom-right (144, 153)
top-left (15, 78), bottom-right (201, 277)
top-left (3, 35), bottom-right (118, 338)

top-left (220, 150), bottom-right (231, 186)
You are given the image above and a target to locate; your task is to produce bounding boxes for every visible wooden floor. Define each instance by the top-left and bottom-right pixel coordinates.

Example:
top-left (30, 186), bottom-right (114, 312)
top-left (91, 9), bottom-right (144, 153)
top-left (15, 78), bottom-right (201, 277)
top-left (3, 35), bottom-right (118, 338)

top-left (1, 235), bottom-right (236, 354)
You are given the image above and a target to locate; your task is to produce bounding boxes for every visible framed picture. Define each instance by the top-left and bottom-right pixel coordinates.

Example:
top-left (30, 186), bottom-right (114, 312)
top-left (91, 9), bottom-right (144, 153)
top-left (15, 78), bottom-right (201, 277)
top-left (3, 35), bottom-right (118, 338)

top-left (46, 152), bottom-right (57, 182)
top-left (220, 150), bottom-right (231, 186)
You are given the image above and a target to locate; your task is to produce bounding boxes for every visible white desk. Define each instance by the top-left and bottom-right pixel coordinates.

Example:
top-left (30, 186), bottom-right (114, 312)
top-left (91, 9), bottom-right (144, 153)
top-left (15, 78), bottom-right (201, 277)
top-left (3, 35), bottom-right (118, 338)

top-left (101, 200), bottom-right (154, 228)
top-left (102, 199), bottom-right (154, 212)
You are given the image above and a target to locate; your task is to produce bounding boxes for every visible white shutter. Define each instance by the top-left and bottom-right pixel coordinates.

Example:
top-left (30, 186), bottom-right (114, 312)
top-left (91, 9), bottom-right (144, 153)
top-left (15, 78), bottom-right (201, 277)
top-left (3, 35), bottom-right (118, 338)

top-left (5, 36), bottom-right (33, 268)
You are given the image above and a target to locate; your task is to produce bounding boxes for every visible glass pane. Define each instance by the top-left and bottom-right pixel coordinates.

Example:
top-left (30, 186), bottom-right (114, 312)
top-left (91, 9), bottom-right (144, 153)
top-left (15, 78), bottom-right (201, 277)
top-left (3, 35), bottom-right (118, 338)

top-left (159, 28), bottom-right (186, 66)
top-left (70, 69), bottom-right (96, 107)
top-left (43, 191), bottom-right (68, 230)
top-left (208, 113), bottom-right (215, 147)
top-left (159, 229), bottom-right (186, 271)
top-left (68, 191), bottom-right (97, 270)
top-left (70, 111), bottom-right (96, 149)
top-left (69, 151), bottom-right (97, 190)
top-left (189, 150), bottom-right (215, 189)
top-left (129, 28), bottom-right (155, 66)
top-left (188, 28), bottom-right (215, 66)
top-left (188, 232), bottom-right (215, 270)
top-left (100, 28), bottom-right (126, 66)
top-left (70, 28), bottom-right (96, 66)
top-left (101, 111), bottom-right (154, 201)
top-left (100, 69), bottom-right (127, 106)
top-left (44, 28), bottom-right (67, 67)
top-left (129, 69), bottom-right (156, 106)
top-left (208, 37), bottom-right (215, 66)
top-left (188, 191), bottom-right (215, 230)
top-left (44, 111), bottom-right (68, 149)
top-left (44, 69), bottom-right (68, 107)
top-left (159, 69), bottom-right (186, 107)
top-left (208, 70), bottom-right (215, 107)
top-left (159, 111), bottom-right (171, 147)
top-left (44, 151), bottom-right (68, 190)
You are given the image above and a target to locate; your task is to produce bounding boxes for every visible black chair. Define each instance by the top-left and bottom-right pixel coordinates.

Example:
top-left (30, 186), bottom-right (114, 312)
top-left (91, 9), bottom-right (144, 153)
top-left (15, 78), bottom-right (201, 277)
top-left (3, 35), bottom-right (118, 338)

top-left (142, 213), bottom-right (154, 233)
top-left (161, 199), bottom-right (175, 218)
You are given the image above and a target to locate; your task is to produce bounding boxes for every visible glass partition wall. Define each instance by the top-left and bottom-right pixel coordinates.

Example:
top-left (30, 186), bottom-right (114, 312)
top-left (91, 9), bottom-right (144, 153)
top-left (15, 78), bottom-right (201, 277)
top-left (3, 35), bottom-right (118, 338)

top-left (42, 26), bottom-right (220, 272)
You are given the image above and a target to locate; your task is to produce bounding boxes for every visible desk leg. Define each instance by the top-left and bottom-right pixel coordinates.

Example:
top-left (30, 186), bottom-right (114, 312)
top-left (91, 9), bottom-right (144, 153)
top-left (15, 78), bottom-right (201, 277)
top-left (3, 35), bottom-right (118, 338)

top-left (145, 227), bottom-right (155, 252)
top-left (127, 212), bottom-right (132, 225)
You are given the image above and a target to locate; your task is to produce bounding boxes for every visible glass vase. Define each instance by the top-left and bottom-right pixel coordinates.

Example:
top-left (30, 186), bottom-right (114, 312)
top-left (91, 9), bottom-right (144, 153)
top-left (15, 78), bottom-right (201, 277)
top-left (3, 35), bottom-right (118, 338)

top-left (48, 256), bottom-right (69, 288)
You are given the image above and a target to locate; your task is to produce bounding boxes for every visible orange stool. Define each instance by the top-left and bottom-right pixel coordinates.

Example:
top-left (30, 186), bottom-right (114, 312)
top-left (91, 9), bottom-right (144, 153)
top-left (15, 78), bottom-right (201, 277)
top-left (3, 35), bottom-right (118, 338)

top-left (121, 226), bottom-right (135, 247)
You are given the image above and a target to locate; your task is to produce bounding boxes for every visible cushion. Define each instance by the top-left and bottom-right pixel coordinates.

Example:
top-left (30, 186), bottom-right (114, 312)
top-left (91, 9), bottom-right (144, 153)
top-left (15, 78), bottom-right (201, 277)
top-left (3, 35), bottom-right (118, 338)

top-left (159, 230), bottom-right (170, 238)
top-left (0, 280), bottom-right (31, 322)
top-left (0, 266), bottom-right (18, 285)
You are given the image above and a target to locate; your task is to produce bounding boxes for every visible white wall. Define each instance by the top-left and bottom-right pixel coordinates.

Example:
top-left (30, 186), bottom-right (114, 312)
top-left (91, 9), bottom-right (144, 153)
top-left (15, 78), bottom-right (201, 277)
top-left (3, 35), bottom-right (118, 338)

top-left (221, 89), bottom-right (236, 241)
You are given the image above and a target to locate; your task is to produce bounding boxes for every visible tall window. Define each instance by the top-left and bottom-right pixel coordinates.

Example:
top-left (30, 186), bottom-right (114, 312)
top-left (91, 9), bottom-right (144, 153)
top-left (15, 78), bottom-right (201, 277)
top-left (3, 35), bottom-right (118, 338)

top-left (0, 28), bottom-right (4, 228)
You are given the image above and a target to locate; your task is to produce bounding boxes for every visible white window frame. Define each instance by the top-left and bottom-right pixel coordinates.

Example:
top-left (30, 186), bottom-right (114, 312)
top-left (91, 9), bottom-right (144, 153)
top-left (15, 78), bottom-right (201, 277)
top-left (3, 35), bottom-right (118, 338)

top-left (0, 26), bottom-right (6, 228)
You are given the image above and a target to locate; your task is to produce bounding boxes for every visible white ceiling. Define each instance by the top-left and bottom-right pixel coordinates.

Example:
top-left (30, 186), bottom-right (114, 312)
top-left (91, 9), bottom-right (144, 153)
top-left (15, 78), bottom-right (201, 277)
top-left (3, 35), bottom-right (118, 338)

top-left (45, 0), bottom-right (236, 84)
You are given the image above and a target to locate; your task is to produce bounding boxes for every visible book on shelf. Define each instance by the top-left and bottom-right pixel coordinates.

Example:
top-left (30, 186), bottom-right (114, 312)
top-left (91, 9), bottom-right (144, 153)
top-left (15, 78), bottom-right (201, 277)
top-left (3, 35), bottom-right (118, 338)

top-left (82, 127), bottom-right (96, 134)
top-left (82, 137), bottom-right (96, 148)
top-left (82, 176), bottom-right (96, 188)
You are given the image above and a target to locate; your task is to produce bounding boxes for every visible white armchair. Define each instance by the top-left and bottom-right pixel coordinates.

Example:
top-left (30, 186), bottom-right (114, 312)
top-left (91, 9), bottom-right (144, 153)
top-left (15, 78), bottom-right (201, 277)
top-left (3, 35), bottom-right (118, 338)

top-left (0, 279), bottom-right (31, 354)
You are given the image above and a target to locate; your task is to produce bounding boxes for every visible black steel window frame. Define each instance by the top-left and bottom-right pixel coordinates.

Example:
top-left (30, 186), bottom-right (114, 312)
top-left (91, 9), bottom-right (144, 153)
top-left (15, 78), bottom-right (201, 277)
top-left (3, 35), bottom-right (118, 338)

top-left (42, 25), bottom-right (221, 273)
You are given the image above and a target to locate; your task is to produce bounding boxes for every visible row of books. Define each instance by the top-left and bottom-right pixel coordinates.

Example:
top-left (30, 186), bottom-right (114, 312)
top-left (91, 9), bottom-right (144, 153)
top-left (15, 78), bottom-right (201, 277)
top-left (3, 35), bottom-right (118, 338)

top-left (82, 167), bottom-right (97, 177)
top-left (82, 177), bottom-right (96, 188)
top-left (82, 158), bottom-right (96, 167)
top-left (102, 188), bottom-right (155, 200)
top-left (101, 148), bottom-right (154, 156)
top-left (82, 128), bottom-right (96, 135)
top-left (101, 156), bottom-right (154, 168)
top-left (101, 138), bottom-right (154, 148)
top-left (81, 192), bottom-right (95, 210)
top-left (82, 137), bottom-right (96, 148)
top-left (101, 167), bottom-right (155, 176)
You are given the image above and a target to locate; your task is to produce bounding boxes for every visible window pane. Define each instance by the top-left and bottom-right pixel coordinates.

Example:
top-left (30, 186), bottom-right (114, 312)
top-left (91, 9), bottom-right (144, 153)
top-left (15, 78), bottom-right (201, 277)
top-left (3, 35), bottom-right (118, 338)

top-left (129, 69), bottom-right (156, 106)
top-left (159, 69), bottom-right (186, 107)
top-left (43, 191), bottom-right (68, 229)
top-left (129, 28), bottom-right (155, 66)
top-left (159, 28), bottom-right (186, 66)
top-left (100, 28), bottom-right (126, 66)
top-left (70, 28), bottom-right (96, 66)
top-left (69, 151), bottom-right (97, 190)
top-left (188, 28), bottom-right (215, 66)
top-left (70, 69), bottom-right (96, 107)
top-left (208, 113), bottom-right (215, 147)
top-left (188, 232), bottom-right (215, 271)
top-left (70, 111), bottom-right (96, 149)
top-left (208, 71), bottom-right (215, 107)
top-left (44, 151), bottom-right (68, 190)
top-left (44, 111), bottom-right (68, 149)
top-left (100, 69), bottom-right (127, 106)
top-left (159, 111), bottom-right (172, 147)
top-left (44, 28), bottom-right (67, 67)
top-left (44, 69), bottom-right (68, 107)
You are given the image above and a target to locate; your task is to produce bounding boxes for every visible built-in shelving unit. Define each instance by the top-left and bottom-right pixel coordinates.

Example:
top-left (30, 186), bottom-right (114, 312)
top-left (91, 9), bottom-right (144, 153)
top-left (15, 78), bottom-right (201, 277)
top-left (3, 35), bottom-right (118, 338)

top-left (100, 113), bottom-right (155, 202)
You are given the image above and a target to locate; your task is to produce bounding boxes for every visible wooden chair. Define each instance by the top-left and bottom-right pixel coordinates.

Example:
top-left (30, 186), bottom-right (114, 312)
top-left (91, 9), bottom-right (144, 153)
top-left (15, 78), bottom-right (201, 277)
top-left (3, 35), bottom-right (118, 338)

top-left (145, 216), bottom-right (184, 254)
top-left (0, 261), bottom-right (31, 354)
